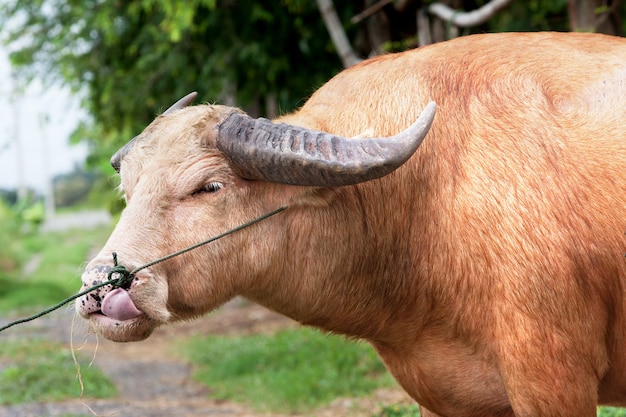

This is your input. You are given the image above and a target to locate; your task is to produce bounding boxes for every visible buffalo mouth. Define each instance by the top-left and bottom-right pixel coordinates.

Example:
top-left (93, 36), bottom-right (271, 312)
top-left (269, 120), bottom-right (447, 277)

top-left (99, 287), bottom-right (142, 321)
top-left (80, 299), bottom-right (157, 342)
top-left (76, 266), bottom-right (158, 342)
top-left (86, 311), bottom-right (156, 342)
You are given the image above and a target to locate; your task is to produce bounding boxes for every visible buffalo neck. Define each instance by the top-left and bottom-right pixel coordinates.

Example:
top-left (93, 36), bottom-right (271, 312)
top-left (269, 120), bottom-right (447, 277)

top-left (241, 178), bottom-right (432, 346)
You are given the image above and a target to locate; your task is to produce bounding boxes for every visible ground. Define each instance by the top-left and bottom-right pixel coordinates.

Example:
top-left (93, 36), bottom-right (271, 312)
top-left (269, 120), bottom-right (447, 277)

top-left (0, 298), bottom-right (413, 417)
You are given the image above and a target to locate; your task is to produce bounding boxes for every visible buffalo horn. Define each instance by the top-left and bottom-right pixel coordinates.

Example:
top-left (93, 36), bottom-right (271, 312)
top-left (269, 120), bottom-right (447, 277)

top-left (110, 92), bottom-right (198, 172)
top-left (216, 101), bottom-right (436, 187)
top-left (161, 91), bottom-right (198, 116)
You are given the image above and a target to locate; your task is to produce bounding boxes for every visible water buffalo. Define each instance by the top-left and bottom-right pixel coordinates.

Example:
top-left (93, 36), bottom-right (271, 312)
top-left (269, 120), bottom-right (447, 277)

top-left (76, 32), bottom-right (626, 416)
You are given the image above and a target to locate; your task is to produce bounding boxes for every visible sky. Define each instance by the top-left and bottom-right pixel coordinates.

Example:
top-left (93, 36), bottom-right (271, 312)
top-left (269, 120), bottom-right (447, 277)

top-left (0, 45), bottom-right (88, 193)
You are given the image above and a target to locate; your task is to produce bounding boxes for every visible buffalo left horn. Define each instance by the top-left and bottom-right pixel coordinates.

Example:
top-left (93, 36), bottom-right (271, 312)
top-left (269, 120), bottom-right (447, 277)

top-left (110, 92), bottom-right (198, 172)
top-left (216, 101), bottom-right (436, 187)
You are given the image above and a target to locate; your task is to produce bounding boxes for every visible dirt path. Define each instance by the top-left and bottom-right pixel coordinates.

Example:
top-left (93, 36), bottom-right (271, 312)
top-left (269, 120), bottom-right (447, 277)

top-left (0, 299), bottom-right (412, 417)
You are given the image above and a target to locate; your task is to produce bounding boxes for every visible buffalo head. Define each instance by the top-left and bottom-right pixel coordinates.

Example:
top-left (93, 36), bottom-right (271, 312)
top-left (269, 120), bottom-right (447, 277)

top-left (75, 94), bottom-right (436, 341)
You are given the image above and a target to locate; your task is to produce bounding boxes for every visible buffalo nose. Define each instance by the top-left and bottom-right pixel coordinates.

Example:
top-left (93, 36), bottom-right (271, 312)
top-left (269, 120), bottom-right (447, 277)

top-left (76, 265), bottom-right (115, 316)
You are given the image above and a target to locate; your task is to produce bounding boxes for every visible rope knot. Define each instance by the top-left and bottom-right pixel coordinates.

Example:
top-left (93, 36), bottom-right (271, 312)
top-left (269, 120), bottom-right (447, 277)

top-left (108, 252), bottom-right (134, 289)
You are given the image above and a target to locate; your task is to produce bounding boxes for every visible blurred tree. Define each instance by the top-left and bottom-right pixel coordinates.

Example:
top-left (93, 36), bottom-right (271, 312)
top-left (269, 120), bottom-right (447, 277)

top-left (0, 0), bottom-right (352, 120)
top-left (567, 0), bottom-right (622, 34)
top-left (323, 0), bottom-right (624, 61)
top-left (0, 189), bottom-right (18, 206)
top-left (0, 0), bottom-right (354, 159)
top-left (52, 167), bottom-right (98, 208)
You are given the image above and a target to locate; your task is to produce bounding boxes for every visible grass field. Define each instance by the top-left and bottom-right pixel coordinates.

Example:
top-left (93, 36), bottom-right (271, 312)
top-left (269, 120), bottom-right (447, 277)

top-left (0, 223), bottom-right (117, 406)
top-left (0, 338), bottom-right (116, 405)
top-left (182, 327), bottom-right (396, 413)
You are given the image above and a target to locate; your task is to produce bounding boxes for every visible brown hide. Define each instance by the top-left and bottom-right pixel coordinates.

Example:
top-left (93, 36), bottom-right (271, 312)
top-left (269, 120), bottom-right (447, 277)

top-left (77, 32), bottom-right (626, 417)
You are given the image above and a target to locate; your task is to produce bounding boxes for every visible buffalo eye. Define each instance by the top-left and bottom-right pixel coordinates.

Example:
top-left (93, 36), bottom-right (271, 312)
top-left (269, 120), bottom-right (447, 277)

top-left (196, 181), bottom-right (224, 194)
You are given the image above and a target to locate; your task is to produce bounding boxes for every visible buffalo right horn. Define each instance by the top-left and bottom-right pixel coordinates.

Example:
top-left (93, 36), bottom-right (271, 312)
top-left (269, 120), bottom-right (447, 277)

top-left (216, 101), bottom-right (436, 187)
top-left (110, 92), bottom-right (198, 172)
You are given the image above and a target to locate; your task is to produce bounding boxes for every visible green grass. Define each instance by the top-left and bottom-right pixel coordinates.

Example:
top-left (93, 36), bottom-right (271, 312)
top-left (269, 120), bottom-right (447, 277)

top-left (375, 404), bottom-right (420, 417)
top-left (600, 408), bottom-right (626, 417)
top-left (372, 405), bottom-right (626, 416)
top-left (373, 405), bottom-right (626, 417)
top-left (181, 327), bottom-right (395, 413)
top-left (0, 226), bottom-right (112, 315)
top-left (0, 338), bottom-right (116, 405)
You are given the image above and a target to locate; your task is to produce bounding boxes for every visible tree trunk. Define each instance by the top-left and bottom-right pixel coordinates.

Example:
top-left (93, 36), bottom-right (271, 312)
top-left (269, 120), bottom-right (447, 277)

top-left (425, 0), bottom-right (515, 43)
top-left (430, 0), bottom-right (463, 43)
top-left (316, 0), bottom-right (361, 67)
top-left (364, 0), bottom-right (392, 55)
top-left (567, 0), bottom-right (622, 35)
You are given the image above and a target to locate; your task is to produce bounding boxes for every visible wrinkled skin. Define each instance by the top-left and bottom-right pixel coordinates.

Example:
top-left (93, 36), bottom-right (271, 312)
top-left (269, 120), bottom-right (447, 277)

top-left (77, 32), bottom-right (626, 417)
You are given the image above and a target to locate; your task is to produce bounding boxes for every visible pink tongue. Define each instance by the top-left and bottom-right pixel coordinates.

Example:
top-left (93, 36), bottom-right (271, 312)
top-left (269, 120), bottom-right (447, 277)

top-left (101, 288), bottom-right (143, 321)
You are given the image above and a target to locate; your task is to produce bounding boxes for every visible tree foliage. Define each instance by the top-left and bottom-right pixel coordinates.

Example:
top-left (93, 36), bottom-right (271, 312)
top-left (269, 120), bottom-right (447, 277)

top-left (0, 0), bottom-right (354, 171)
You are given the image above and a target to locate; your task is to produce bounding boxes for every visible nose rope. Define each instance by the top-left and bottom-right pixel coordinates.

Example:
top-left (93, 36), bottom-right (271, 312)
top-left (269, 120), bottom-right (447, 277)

top-left (108, 252), bottom-right (133, 288)
top-left (0, 206), bottom-right (288, 333)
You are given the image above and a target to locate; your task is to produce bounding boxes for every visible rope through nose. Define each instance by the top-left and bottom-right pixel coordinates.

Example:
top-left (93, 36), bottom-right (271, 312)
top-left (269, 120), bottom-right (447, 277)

top-left (108, 252), bottom-right (134, 289)
top-left (0, 206), bottom-right (287, 333)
